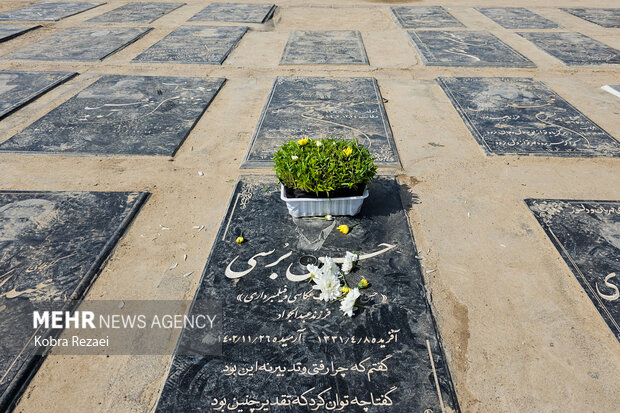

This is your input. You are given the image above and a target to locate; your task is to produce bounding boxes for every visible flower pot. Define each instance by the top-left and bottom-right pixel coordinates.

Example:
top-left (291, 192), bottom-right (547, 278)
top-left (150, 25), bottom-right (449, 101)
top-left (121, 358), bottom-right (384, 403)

top-left (280, 185), bottom-right (369, 218)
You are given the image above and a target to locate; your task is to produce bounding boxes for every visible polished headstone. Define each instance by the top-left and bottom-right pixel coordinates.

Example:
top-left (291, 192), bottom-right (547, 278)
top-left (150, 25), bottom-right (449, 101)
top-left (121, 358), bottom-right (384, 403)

top-left (476, 7), bottom-right (559, 29)
top-left (390, 6), bottom-right (464, 28)
top-left (243, 77), bottom-right (399, 167)
top-left (87, 2), bottom-right (184, 23)
top-left (407, 30), bottom-right (535, 67)
top-left (0, 2), bottom-right (103, 21)
top-left (0, 190), bottom-right (147, 411)
top-left (155, 176), bottom-right (459, 412)
top-left (0, 71), bottom-right (76, 120)
top-left (0, 24), bottom-right (40, 43)
top-left (280, 30), bottom-right (368, 65)
top-left (518, 32), bottom-right (620, 66)
top-left (527, 199), bottom-right (620, 342)
top-left (437, 77), bottom-right (620, 157)
top-left (561, 8), bottom-right (620, 28)
top-left (189, 2), bottom-right (276, 24)
top-left (133, 25), bottom-right (247, 64)
top-left (0, 75), bottom-right (225, 156)
top-left (1, 26), bottom-right (151, 62)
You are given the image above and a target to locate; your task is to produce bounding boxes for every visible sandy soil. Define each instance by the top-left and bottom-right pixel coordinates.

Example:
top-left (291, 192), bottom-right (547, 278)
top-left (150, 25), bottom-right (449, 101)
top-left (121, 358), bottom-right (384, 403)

top-left (0, 0), bottom-right (618, 412)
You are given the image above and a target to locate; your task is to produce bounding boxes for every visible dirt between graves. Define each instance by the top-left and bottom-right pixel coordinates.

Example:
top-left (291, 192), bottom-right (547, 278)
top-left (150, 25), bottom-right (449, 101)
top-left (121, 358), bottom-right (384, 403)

top-left (1, 0), bottom-right (619, 412)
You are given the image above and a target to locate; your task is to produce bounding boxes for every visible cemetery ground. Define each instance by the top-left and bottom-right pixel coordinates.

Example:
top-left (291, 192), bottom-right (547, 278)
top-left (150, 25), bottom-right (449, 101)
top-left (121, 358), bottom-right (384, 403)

top-left (0, 0), bottom-right (618, 412)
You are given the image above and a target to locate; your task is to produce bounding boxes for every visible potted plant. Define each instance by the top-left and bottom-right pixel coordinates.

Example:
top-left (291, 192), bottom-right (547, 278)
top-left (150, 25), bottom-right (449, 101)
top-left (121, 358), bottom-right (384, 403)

top-left (273, 137), bottom-right (377, 217)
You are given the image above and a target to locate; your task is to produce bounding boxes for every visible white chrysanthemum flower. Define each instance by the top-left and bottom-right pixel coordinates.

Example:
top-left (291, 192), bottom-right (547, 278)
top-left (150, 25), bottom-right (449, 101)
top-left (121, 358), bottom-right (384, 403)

top-left (307, 263), bottom-right (321, 279)
top-left (340, 288), bottom-right (361, 317)
top-left (316, 141), bottom-right (322, 146)
top-left (291, 155), bottom-right (298, 160)
top-left (322, 257), bottom-right (340, 278)
top-left (341, 251), bottom-right (359, 275)
top-left (312, 272), bottom-right (341, 302)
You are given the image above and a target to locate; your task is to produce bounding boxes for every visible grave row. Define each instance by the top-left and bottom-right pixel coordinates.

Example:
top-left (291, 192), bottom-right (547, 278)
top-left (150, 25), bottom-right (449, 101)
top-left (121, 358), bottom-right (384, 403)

top-left (1, 72), bottom-right (618, 159)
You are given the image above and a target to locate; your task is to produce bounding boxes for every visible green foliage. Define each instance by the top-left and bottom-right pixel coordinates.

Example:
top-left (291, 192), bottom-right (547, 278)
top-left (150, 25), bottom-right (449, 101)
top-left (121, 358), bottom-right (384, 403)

top-left (273, 138), bottom-right (377, 195)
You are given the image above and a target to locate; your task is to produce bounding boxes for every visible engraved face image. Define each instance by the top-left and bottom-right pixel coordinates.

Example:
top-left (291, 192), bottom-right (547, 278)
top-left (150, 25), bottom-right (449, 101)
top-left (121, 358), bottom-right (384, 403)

top-left (0, 199), bottom-right (57, 242)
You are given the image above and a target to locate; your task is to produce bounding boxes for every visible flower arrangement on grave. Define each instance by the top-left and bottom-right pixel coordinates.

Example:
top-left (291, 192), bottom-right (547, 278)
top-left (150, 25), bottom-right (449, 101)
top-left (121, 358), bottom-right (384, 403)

top-left (273, 138), bottom-right (377, 198)
top-left (273, 138), bottom-right (377, 217)
top-left (308, 252), bottom-right (369, 317)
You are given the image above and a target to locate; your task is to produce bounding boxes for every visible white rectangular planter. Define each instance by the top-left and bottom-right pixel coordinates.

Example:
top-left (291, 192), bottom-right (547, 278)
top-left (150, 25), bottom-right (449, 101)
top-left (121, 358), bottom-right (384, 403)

top-left (280, 185), bottom-right (369, 218)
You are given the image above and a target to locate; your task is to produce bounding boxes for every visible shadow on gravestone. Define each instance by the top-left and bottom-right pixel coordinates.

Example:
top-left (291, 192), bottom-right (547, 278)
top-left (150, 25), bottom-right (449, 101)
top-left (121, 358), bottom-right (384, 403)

top-left (0, 71), bottom-right (76, 120)
top-left (526, 199), bottom-right (620, 342)
top-left (0, 2), bottom-right (104, 22)
top-left (0, 191), bottom-right (148, 412)
top-left (154, 176), bottom-right (459, 413)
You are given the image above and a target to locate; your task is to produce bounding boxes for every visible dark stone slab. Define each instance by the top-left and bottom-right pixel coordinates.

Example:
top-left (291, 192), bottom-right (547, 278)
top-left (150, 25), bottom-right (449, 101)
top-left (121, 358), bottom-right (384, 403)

top-left (189, 2), bottom-right (276, 24)
top-left (243, 77), bottom-right (399, 167)
top-left (0, 75), bottom-right (225, 156)
top-left (518, 32), bottom-right (620, 66)
top-left (0, 24), bottom-right (40, 43)
top-left (390, 6), bottom-right (464, 28)
top-left (87, 2), bottom-right (184, 24)
top-left (0, 190), bottom-right (148, 411)
top-left (155, 176), bottom-right (459, 413)
top-left (561, 8), bottom-right (620, 28)
top-left (280, 30), bottom-right (368, 65)
top-left (476, 7), bottom-right (559, 29)
top-left (0, 2), bottom-right (103, 22)
top-left (407, 30), bottom-right (535, 67)
top-left (437, 77), bottom-right (620, 157)
top-left (132, 25), bottom-right (247, 64)
top-left (1, 26), bottom-right (151, 62)
top-left (0, 71), bottom-right (76, 120)
top-left (526, 199), bottom-right (620, 342)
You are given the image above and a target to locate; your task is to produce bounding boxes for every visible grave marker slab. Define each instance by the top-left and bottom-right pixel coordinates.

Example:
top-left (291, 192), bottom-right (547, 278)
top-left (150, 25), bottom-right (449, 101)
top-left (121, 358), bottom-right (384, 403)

top-left (602, 85), bottom-right (620, 98)
top-left (476, 7), bottom-right (559, 29)
top-left (561, 8), bottom-right (620, 28)
top-left (243, 77), bottom-right (399, 167)
top-left (280, 30), bottom-right (368, 65)
top-left (1, 26), bottom-right (151, 62)
top-left (0, 190), bottom-right (147, 411)
top-left (0, 2), bottom-right (104, 22)
top-left (0, 24), bottom-right (40, 43)
top-left (407, 30), bottom-right (535, 67)
top-left (189, 2), bottom-right (276, 24)
top-left (390, 6), bottom-right (464, 28)
top-left (526, 199), bottom-right (620, 342)
top-left (87, 2), bottom-right (184, 24)
top-left (518, 32), bottom-right (620, 66)
top-left (0, 71), bottom-right (76, 120)
top-left (155, 176), bottom-right (459, 412)
top-left (132, 26), bottom-right (247, 65)
top-left (0, 75), bottom-right (225, 156)
top-left (437, 77), bottom-right (620, 157)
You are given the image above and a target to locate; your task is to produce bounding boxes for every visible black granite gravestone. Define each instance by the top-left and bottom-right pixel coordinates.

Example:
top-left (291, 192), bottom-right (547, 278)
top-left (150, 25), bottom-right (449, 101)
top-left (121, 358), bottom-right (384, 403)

top-left (0, 24), bottom-right (40, 43)
top-left (1, 27), bottom-right (151, 62)
top-left (0, 190), bottom-right (148, 412)
top-left (518, 32), bottom-right (620, 66)
top-left (437, 77), bottom-right (620, 157)
top-left (155, 176), bottom-right (459, 412)
top-left (132, 26), bottom-right (247, 64)
top-left (243, 77), bottom-right (399, 167)
top-left (476, 7), bottom-right (559, 29)
top-left (87, 2), bottom-right (184, 24)
top-left (526, 199), bottom-right (620, 342)
top-left (390, 6), bottom-right (464, 28)
top-left (280, 31), bottom-right (368, 65)
top-left (561, 8), bottom-right (620, 28)
top-left (0, 71), bottom-right (76, 120)
top-left (189, 2), bottom-right (276, 24)
top-left (0, 75), bottom-right (225, 156)
top-left (0, 2), bottom-right (103, 21)
top-left (407, 30), bottom-right (535, 67)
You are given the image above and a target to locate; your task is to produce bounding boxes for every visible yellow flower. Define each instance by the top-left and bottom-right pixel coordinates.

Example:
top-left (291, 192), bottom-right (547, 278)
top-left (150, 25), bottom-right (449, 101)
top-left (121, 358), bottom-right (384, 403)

top-left (337, 225), bottom-right (349, 234)
top-left (341, 286), bottom-right (351, 294)
top-left (236, 236), bottom-right (244, 244)
top-left (358, 279), bottom-right (369, 289)
top-left (342, 147), bottom-right (353, 156)
top-left (298, 138), bottom-right (310, 146)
